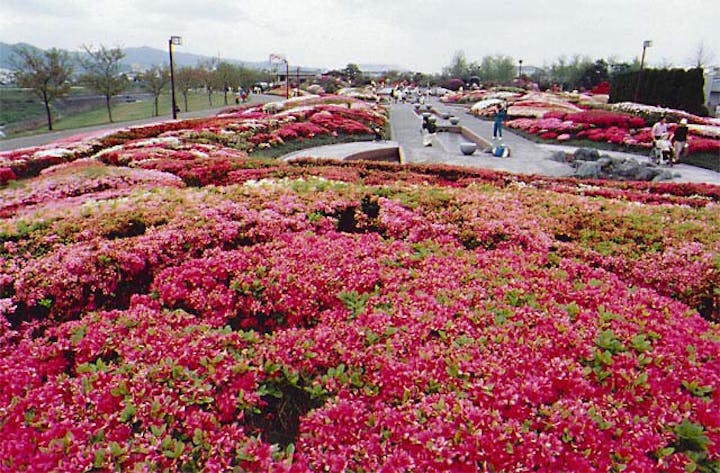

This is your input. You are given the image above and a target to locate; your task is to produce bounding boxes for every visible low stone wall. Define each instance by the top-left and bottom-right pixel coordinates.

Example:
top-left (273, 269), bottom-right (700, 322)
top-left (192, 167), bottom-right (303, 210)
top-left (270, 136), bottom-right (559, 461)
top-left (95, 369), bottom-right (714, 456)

top-left (344, 147), bottom-right (401, 163)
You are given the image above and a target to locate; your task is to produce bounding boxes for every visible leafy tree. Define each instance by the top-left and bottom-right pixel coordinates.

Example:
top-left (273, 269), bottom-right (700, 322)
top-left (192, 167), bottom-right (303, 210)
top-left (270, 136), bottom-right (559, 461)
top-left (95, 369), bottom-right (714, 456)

top-left (175, 66), bottom-right (201, 112)
top-left (549, 54), bottom-right (593, 90)
top-left (471, 55), bottom-right (516, 84)
top-left (139, 65), bottom-right (170, 117)
top-left (343, 63), bottom-right (362, 84)
top-left (443, 50), bottom-right (469, 80)
top-left (79, 45), bottom-right (128, 122)
top-left (578, 59), bottom-right (609, 90)
top-left (198, 59), bottom-right (218, 107)
top-left (11, 47), bottom-right (74, 131)
top-left (213, 62), bottom-right (239, 106)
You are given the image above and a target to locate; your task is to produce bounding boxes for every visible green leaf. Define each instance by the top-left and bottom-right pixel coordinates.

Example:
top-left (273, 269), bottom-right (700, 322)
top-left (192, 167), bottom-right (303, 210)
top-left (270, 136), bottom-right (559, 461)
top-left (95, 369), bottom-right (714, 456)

top-left (674, 419), bottom-right (711, 453)
top-left (70, 325), bottom-right (87, 345)
top-left (681, 380), bottom-right (714, 398)
top-left (119, 401), bottom-right (136, 423)
top-left (595, 330), bottom-right (625, 354)
top-left (93, 449), bottom-right (106, 468)
top-left (630, 334), bottom-right (653, 353)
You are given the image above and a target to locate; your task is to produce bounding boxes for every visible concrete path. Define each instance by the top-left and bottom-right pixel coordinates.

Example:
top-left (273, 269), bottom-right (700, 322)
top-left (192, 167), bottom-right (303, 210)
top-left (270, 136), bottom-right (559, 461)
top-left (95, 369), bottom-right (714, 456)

top-left (4, 93), bottom-right (719, 185)
top-left (393, 101), bottom-right (574, 177)
top-left (391, 99), bottom-right (720, 185)
top-left (282, 140), bottom-right (400, 162)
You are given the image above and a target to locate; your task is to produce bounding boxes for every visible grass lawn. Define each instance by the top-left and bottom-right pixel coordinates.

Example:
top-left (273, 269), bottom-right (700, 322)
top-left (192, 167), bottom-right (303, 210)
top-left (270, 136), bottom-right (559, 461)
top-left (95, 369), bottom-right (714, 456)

top-left (3, 90), bottom-right (231, 138)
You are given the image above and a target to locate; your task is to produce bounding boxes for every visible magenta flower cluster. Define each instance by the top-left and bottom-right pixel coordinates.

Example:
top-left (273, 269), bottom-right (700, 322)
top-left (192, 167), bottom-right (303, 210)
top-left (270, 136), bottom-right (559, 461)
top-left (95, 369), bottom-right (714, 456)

top-left (0, 95), bottom-right (719, 472)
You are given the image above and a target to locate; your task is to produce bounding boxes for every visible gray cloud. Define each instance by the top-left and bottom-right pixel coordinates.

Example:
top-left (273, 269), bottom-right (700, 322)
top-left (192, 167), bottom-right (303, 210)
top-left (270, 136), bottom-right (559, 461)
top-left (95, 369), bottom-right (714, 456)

top-left (1, 0), bottom-right (718, 72)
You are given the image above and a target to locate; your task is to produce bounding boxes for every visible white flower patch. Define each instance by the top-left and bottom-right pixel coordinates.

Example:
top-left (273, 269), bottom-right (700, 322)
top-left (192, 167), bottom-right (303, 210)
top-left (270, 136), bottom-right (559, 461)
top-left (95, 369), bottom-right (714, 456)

top-left (688, 124), bottom-right (720, 139)
top-left (263, 101), bottom-right (284, 113)
top-left (132, 136), bottom-right (182, 148)
top-left (34, 148), bottom-right (72, 158)
top-left (470, 99), bottom-right (503, 114)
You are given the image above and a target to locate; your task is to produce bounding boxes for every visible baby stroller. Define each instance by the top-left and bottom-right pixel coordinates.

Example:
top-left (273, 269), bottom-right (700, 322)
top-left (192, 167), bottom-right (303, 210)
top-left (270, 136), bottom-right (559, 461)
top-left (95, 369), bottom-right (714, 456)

top-left (650, 138), bottom-right (673, 165)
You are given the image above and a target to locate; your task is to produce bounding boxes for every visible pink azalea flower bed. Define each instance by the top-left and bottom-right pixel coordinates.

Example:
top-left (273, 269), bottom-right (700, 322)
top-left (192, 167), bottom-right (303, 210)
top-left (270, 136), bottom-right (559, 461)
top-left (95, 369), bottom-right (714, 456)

top-left (1, 98), bottom-right (720, 472)
top-left (445, 88), bottom-right (720, 155)
top-left (506, 109), bottom-right (720, 154)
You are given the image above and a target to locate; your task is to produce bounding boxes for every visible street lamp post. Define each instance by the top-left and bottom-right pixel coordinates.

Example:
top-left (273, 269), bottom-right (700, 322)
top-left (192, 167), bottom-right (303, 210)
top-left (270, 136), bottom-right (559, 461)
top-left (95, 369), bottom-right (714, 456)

top-left (518, 59), bottom-right (523, 79)
top-left (169, 35), bottom-right (182, 119)
top-left (633, 40), bottom-right (652, 103)
top-left (270, 54), bottom-right (289, 99)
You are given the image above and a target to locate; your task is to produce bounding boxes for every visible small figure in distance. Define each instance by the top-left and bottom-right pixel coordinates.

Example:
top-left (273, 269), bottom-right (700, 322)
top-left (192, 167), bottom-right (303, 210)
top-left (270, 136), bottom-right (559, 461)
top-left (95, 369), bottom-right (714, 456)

top-left (671, 118), bottom-right (689, 165)
top-left (493, 102), bottom-right (508, 140)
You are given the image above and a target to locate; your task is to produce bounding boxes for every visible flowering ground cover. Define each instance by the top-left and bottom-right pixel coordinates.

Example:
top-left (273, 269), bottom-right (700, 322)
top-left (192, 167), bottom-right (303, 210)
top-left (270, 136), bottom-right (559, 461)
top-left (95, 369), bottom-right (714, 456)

top-left (1, 96), bottom-right (720, 472)
top-left (450, 88), bottom-right (720, 158)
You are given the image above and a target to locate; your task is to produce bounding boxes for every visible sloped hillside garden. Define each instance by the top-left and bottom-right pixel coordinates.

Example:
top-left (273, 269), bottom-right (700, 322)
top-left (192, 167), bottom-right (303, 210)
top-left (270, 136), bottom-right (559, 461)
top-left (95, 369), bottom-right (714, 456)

top-left (0, 95), bottom-right (719, 472)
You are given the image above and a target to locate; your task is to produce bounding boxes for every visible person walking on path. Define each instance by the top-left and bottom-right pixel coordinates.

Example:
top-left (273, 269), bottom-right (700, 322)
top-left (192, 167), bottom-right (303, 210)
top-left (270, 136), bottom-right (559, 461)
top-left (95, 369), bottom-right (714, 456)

top-left (493, 102), bottom-right (508, 140)
top-left (671, 118), bottom-right (689, 164)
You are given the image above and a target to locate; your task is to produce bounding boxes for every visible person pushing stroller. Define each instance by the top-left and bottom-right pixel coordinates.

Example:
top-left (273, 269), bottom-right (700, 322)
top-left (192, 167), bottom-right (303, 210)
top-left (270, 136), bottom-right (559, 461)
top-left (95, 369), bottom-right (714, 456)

top-left (650, 116), bottom-right (673, 165)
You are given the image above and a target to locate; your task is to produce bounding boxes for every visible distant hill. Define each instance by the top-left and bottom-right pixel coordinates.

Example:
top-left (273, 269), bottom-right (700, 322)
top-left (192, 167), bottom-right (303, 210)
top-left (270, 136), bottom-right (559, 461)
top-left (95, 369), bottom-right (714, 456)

top-left (0, 42), bottom-right (287, 72)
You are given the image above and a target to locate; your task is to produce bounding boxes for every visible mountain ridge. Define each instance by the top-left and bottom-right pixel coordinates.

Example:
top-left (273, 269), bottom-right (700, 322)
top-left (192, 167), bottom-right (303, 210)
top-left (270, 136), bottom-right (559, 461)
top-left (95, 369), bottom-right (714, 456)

top-left (0, 42), bottom-right (403, 74)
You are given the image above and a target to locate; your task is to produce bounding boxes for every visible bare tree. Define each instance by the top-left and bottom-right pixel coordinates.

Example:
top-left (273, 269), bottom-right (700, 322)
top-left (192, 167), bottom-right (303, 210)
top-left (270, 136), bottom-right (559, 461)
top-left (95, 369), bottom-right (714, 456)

top-left (12, 47), bottom-right (73, 131)
top-left (139, 65), bottom-right (170, 117)
top-left (694, 41), bottom-right (715, 68)
top-left (79, 45), bottom-right (128, 123)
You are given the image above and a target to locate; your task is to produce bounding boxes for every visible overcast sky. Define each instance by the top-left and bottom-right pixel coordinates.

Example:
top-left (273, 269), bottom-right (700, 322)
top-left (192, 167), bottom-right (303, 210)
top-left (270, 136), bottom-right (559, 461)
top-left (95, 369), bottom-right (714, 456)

top-left (1, 0), bottom-right (718, 73)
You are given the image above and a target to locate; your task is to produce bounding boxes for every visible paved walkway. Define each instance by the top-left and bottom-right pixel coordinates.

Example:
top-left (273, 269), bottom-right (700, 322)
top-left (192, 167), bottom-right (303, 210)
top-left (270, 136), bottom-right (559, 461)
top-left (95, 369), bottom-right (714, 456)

top-left (391, 101), bottom-right (574, 177)
top-left (4, 95), bottom-right (719, 185)
top-left (301, 98), bottom-right (720, 185)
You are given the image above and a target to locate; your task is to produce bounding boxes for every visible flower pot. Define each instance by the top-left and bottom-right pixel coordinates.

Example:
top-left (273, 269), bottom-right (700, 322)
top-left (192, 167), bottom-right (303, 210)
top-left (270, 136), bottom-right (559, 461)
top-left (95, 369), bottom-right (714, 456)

top-left (413, 103), bottom-right (421, 110)
top-left (441, 112), bottom-right (450, 119)
top-left (460, 142), bottom-right (477, 155)
top-left (449, 117), bottom-right (460, 125)
top-left (421, 112), bottom-right (431, 119)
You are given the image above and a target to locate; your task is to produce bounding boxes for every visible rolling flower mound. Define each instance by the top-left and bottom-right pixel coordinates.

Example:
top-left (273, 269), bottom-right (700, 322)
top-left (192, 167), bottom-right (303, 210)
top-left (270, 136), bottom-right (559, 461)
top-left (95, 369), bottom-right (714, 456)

top-left (1, 96), bottom-right (719, 472)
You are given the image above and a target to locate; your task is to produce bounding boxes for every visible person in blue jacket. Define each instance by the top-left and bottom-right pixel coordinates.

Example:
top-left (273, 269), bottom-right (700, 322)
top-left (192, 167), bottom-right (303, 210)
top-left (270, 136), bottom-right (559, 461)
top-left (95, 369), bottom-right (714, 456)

top-left (493, 102), bottom-right (508, 140)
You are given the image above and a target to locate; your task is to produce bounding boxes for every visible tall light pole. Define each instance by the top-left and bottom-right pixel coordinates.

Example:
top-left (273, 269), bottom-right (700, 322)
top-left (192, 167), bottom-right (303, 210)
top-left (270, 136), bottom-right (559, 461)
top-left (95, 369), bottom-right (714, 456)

top-left (169, 35), bottom-right (182, 119)
top-left (633, 40), bottom-right (652, 103)
top-left (270, 53), bottom-right (289, 99)
top-left (518, 59), bottom-right (523, 79)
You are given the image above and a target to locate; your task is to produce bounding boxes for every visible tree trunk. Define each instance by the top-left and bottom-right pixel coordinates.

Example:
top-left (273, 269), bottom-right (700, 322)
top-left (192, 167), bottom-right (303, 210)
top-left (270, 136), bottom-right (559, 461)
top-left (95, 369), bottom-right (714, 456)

top-left (106, 95), bottom-right (114, 123)
top-left (154, 96), bottom-right (159, 117)
top-left (182, 93), bottom-right (188, 112)
top-left (43, 97), bottom-right (53, 131)
top-left (207, 90), bottom-right (213, 107)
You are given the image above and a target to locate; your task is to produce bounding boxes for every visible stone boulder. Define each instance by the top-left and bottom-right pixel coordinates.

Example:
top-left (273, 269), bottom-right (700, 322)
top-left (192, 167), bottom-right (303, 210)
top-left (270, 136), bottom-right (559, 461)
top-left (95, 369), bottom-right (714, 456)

top-left (573, 148), bottom-right (601, 162)
top-left (559, 148), bottom-right (675, 182)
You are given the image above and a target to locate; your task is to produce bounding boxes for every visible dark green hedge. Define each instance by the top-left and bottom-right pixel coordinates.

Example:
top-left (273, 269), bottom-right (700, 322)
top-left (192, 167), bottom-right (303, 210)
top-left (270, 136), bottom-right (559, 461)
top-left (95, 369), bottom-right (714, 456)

top-left (610, 67), bottom-right (707, 116)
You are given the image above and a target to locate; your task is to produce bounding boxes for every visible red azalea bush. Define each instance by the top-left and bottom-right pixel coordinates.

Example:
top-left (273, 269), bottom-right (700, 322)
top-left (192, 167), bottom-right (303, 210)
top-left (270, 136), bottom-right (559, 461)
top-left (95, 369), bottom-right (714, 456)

top-left (1, 95), bottom-right (720, 472)
top-left (564, 110), bottom-right (646, 129)
top-left (0, 167), bottom-right (17, 185)
top-left (591, 81), bottom-right (610, 95)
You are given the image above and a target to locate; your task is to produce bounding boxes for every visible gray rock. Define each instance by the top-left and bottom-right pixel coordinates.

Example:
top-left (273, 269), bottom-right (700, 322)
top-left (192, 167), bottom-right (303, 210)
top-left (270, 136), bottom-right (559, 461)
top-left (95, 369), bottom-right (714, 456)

top-left (576, 161), bottom-right (603, 179)
top-left (549, 151), bottom-right (568, 162)
top-left (598, 157), bottom-right (613, 168)
top-left (573, 148), bottom-right (601, 161)
top-left (633, 166), bottom-right (661, 181)
top-left (613, 161), bottom-right (643, 178)
top-left (652, 170), bottom-right (673, 182)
